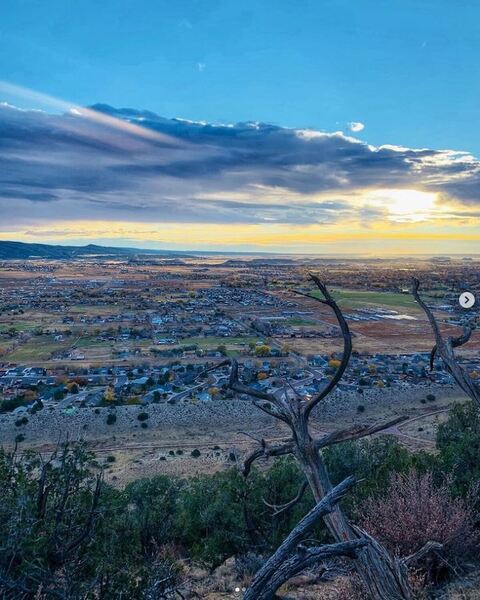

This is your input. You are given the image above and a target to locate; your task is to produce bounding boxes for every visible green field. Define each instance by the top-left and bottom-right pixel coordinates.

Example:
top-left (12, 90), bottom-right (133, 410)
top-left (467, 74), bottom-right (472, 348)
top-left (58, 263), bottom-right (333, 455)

top-left (75, 336), bottom-right (112, 349)
top-left (0, 322), bottom-right (46, 333)
top-left (287, 317), bottom-right (317, 326)
top-left (68, 304), bottom-right (125, 315)
top-left (7, 336), bottom-right (71, 362)
top-left (311, 289), bottom-right (418, 310)
top-left (180, 336), bottom-right (259, 348)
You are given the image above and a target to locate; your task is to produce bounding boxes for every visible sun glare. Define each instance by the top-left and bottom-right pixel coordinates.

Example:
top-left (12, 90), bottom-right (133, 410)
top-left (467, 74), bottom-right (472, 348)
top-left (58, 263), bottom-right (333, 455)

top-left (367, 188), bottom-right (438, 222)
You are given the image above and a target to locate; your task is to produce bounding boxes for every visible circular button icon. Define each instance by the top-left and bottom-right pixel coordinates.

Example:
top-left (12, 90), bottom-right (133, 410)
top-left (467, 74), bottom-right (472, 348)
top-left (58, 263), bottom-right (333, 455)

top-left (459, 292), bottom-right (476, 309)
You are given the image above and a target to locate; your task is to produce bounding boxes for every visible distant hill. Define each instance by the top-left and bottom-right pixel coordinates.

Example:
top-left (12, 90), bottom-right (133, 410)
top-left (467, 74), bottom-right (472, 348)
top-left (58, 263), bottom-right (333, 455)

top-left (0, 241), bottom-right (192, 260)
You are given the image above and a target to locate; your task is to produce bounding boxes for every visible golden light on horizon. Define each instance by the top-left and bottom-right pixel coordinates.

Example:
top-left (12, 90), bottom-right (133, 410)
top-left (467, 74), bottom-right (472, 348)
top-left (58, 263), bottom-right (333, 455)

top-left (1, 216), bottom-right (479, 255)
top-left (365, 188), bottom-right (439, 222)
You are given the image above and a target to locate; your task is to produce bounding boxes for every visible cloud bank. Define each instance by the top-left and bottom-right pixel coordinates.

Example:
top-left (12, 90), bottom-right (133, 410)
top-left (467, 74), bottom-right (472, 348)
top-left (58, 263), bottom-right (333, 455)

top-left (1, 101), bottom-right (480, 237)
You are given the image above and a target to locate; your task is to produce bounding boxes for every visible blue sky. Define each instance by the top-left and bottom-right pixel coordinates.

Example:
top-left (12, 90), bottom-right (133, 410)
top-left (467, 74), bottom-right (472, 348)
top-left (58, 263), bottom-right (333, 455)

top-left (2, 0), bottom-right (480, 154)
top-left (1, 1), bottom-right (480, 254)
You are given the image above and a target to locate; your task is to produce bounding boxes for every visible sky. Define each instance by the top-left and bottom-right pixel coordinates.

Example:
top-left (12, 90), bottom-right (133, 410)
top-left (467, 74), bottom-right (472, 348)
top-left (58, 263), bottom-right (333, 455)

top-left (1, 0), bottom-right (480, 254)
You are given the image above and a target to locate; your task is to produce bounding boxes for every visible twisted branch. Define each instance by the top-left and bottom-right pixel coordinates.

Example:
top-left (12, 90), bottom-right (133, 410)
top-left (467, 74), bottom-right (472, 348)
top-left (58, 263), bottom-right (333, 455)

top-left (412, 278), bottom-right (479, 406)
top-left (244, 476), bottom-right (367, 600)
top-left (242, 438), bottom-right (294, 476)
top-left (263, 480), bottom-right (309, 516)
top-left (315, 416), bottom-right (408, 450)
top-left (294, 274), bottom-right (352, 420)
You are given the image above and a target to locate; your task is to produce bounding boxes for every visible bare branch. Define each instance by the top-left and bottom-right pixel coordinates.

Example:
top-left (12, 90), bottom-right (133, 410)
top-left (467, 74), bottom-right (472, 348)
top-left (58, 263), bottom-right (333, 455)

top-left (244, 476), bottom-right (365, 600)
top-left (199, 356), bottom-right (294, 425)
top-left (412, 278), bottom-right (480, 407)
top-left (263, 481), bottom-right (309, 516)
top-left (242, 439), bottom-right (294, 476)
top-left (315, 416), bottom-right (409, 449)
top-left (401, 541), bottom-right (443, 568)
top-left (247, 539), bottom-right (367, 600)
top-left (430, 327), bottom-right (475, 370)
top-left (295, 274), bottom-right (353, 421)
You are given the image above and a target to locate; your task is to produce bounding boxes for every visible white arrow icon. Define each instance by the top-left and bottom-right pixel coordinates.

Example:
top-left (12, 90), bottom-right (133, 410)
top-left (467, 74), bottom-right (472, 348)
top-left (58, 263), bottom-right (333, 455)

top-left (459, 292), bottom-right (476, 309)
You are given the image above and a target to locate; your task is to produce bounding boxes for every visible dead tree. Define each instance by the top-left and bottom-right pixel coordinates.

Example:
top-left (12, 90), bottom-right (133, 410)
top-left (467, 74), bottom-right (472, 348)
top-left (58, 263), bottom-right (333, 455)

top-left (412, 278), bottom-right (480, 406)
top-left (244, 476), bottom-right (367, 600)
top-left (206, 274), bottom-right (415, 600)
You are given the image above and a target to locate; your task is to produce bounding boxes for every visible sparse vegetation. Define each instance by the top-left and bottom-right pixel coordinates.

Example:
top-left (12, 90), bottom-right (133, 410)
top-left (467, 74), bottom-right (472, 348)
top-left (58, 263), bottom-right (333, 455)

top-left (106, 413), bottom-right (117, 425)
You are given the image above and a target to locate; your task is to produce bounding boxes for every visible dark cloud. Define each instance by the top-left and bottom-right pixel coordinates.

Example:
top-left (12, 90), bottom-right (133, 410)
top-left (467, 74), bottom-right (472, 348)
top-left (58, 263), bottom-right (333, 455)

top-left (2, 187), bottom-right (58, 202)
top-left (1, 102), bottom-right (479, 226)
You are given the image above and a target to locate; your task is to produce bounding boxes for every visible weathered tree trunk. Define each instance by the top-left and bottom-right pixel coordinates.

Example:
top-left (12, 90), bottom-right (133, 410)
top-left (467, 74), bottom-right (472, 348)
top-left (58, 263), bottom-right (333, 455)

top-left (296, 437), bottom-right (413, 600)
top-left (244, 477), bottom-right (367, 600)
top-left (207, 276), bottom-right (417, 600)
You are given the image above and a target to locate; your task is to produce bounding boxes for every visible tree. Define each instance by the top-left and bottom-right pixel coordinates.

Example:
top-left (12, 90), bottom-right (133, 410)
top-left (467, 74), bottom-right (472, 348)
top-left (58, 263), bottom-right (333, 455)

top-left (329, 358), bottom-right (342, 369)
top-left (53, 388), bottom-right (64, 401)
top-left (104, 386), bottom-right (116, 404)
top-left (0, 443), bottom-right (187, 598)
top-left (244, 477), bottom-right (367, 600)
top-left (0, 443), bottom-right (103, 597)
top-left (255, 345), bottom-right (271, 357)
top-left (412, 278), bottom-right (480, 407)
top-left (436, 402), bottom-right (480, 497)
top-left (206, 275), bottom-right (417, 600)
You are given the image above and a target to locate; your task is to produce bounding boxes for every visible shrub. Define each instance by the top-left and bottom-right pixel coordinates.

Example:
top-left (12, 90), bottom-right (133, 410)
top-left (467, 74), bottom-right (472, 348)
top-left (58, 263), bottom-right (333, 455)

top-left (360, 471), bottom-right (479, 583)
top-left (141, 422), bottom-right (148, 429)
top-left (53, 388), bottom-right (65, 401)
top-left (427, 394), bottom-right (436, 402)
top-left (106, 413), bottom-right (117, 425)
top-left (30, 400), bottom-right (44, 414)
top-left (137, 412), bottom-right (149, 421)
top-left (436, 402), bottom-right (480, 497)
top-left (106, 455), bottom-right (116, 463)
top-left (324, 437), bottom-right (422, 503)
top-left (357, 404), bottom-right (365, 413)
top-left (1, 395), bottom-right (28, 413)
top-left (191, 449), bottom-right (201, 458)
top-left (234, 552), bottom-right (264, 579)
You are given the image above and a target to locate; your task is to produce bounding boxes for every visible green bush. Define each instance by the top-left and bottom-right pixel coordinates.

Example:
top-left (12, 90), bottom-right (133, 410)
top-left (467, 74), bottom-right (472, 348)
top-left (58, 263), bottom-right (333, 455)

top-left (0, 402), bottom-right (478, 596)
top-left (436, 402), bottom-right (480, 497)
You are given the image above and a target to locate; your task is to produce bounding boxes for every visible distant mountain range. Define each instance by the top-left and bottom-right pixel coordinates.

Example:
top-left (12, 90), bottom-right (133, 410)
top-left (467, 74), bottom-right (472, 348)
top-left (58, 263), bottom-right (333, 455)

top-left (0, 241), bottom-right (193, 260)
top-left (1, 241), bottom-right (467, 261)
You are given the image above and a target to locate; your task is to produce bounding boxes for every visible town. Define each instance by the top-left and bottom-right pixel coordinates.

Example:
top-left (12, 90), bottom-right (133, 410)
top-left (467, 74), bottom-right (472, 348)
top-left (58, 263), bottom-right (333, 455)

top-left (0, 253), bottom-right (478, 467)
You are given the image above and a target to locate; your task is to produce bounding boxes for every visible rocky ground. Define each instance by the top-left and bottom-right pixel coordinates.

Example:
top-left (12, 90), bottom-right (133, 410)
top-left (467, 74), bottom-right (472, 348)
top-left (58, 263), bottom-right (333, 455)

top-left (0, 383), bottom-right (467, 485)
